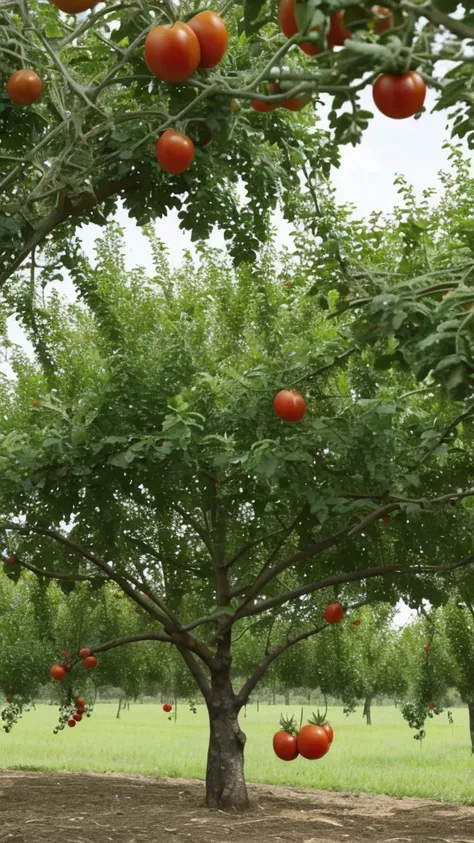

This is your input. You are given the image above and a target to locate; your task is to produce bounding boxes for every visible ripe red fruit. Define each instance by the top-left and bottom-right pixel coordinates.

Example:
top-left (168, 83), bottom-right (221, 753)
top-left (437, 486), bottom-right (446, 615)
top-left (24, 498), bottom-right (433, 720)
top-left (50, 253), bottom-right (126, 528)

top-left (273, 390), bottom-right (306, 422)
top-left (82, 655), bottom-right (98, 669)
top-left (6, 555), bottom-right (18, 565)
top-left (427, 699), bottom-right (435, 710)
top-left (297, 724), bottom-right (329, 759)
top-left (373, 71), bottom-right (426, 119)
top-left (50, 663), bottom-right (66, 681)
top-left (6, 695), bottom-right (13, 703)
top-left (273, 730), bottom-right (299, 760)
top-left (163, 703), bottom-right (172, 713)
top-left (383, 514), bottom-right (390, 524)
top-left (327, 11), bottom-right (351, 48)
top-left (75, 697), bottom-right (86, 710)
top-left (424, 643), bottom-right (431, 652)
top-left (155, 130), bottom-right (195, 175)
top-left (324, 602), bottom-right (344, 624)
top-left (67, 719), bottom-right (77, 728)
top-left (322, 722), bottom-right (334, 744)
top-left (352, 619), bottom-right (361, 626)
top-left (188, 11), bottom-right (228, 68)
top-left (144, 23), bottom-right (200, 83)
top-left (374, 6), bottom-right (392, 33)
top-left (73, 712), bottom-right (82, 722)
top-left (79, 648), bottom-right (91, 659)
top-left (251, 99), bottom-right (277, 113)
top-left (51, 0), bottom-right (98, 13)
top-left (6, 69), bottom-right (42, 105)
top-left (279, 0), bottom-right (320, 55)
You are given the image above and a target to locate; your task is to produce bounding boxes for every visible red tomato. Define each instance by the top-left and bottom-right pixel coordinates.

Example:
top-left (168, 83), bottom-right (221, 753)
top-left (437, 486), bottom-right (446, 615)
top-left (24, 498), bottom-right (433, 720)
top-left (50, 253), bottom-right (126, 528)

top-left (75, 697), bottom-right (87, 710)
top-left (297, 724), bottom-right (329, 759)
top-left (67, 719), bottom-right (77, 728)
top-left (6, 70), bottom-right (42, 105)
top-left (50, 663), bottom-right (66, 681)
top-left (51, 0), bottom-right (97, 11)
top-left (278, 0), bottom-right (320, 55)
top-left (324, 602), bottom-right (344, 624)
top-left (283, 95), bottom-right (310, 111)
top-left (188, 11), bottom-right (228, 68)
top-left (427, 699), bottom-right (435, 710)
top-left (374, 6), bottom-right (393, 33)
top-left (162, 703), bottom-right (172, 713)
top-left (144, 23), bottom-right (200, 83)
top-left (424, 643), bottom-right (431, 652)
top-left (73, 712), bottom-right (82, 722)
top-left (273, 730), bottom-right (299, 760)
top-left (322, 722), bottom-right (334, 744)
top-left (372, 71), bottom-right (426, 119)
top-left (383, 514), bottom-right (390, 524)
top-left (352, 619), bottom-right (361, 626)
top-left (6, 555), bottom-right (18, 565)
top-left (251, 99), bottom-right (277, 113)
top-left (273, 390), bottom-right (306, 422)
top-left (327, 12), bottom-right (351, 48)
top-left (83, 655), bottom-right (98, 669)
top-left (79, 648), bottom-right (91, 659)
top-left (156, 130), bottom-right (195, 175)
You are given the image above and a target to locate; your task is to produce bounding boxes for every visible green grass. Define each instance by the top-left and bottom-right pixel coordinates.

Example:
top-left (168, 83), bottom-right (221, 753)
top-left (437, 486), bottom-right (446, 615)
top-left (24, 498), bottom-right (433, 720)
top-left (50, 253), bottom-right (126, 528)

top-left (1, 703), bottom-right (472, 803)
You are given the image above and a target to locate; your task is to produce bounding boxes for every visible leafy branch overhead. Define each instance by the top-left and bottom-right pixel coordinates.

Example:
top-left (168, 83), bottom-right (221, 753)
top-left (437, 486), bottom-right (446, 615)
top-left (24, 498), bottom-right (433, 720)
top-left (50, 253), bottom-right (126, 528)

top-left (1, 0), bottom-right (474, 284)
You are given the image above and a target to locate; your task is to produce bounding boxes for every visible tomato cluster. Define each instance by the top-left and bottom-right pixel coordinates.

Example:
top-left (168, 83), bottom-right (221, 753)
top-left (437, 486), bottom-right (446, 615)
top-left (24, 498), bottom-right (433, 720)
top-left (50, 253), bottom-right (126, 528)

top-left (277, 0), bottom-right (426, 120)
top-left (145, 12), bottom-right (228, 174)
top-left (273, 718), bottom-right (334, 762)
top-left (50, 647), bottom-right (97, 682)
top-left (54, 696), bottom-right (91, 734)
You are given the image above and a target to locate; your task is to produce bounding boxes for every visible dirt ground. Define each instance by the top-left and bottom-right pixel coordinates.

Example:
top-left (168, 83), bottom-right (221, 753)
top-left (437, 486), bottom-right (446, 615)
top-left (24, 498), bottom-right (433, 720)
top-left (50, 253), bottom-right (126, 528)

top-left (0, 772), bottom-right (473, 843)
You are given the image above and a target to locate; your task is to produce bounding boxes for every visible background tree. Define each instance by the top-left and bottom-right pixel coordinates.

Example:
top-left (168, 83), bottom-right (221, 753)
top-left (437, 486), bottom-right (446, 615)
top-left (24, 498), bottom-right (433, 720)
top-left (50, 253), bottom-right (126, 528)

top-left (2, 205), bottom-right (474, 809)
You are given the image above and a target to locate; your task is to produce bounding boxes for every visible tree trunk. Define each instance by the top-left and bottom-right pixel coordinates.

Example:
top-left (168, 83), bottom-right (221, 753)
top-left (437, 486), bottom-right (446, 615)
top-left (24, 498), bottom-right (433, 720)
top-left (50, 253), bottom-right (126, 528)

top-left (206, 678), bottom-right (248, 811)
top-left (272, 688), bottom-right (276, 705)
top-left (284, 690), bottom-right (290, 706)
top-left (116, 698), bottom-right (122, 719)
top-left (363, 697), bottom-right (372, 725)
top-left (468, 701), bottom-right (474, 754)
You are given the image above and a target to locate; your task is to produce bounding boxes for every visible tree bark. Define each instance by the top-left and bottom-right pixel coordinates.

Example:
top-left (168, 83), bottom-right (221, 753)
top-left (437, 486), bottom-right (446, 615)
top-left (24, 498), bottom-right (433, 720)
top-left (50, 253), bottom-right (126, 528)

top-left (468, 701), bottom-right (474, 754)
top-left (116, 698), bottom-right (122, 719)
top-left (205, 676), bottom-right (248, 811)
top-left (284, 690), bottom-right (290, 706)
top-left (363, 697), bottom-right (372, 725)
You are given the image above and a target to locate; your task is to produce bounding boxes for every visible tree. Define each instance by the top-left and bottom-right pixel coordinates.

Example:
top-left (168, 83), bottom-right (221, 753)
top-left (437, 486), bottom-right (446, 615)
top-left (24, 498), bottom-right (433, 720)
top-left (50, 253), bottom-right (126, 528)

top-left (442, 598), bottom-right (474, 753)
top-left (2, 0), bottom-right (474, 291)
top-left (307, 605), bottom-right (407, 724)
top-left (2, 208), bottom-right (474, 808)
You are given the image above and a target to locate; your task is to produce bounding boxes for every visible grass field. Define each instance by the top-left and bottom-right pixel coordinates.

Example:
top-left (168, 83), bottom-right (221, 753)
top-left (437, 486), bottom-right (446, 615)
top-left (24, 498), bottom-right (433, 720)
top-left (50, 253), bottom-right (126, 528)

top-left (1, 703), bottom-right (472, 804)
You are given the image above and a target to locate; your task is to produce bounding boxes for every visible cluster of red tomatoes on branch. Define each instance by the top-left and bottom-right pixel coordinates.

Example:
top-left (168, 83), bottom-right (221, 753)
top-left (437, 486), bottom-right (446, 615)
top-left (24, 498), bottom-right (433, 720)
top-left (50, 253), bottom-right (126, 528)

top-left (50, 647), bottom-right (98, 682)
top-left (277, 0), bottom-right (426, 120)
top-left (273, 714), bottom-right (334, 762)
top-left (54, 695), bottom-right (91, 733)
top-left (5, 0), bottom-right (427, 169)
top-left (144, 11), bottom-right (228, 174)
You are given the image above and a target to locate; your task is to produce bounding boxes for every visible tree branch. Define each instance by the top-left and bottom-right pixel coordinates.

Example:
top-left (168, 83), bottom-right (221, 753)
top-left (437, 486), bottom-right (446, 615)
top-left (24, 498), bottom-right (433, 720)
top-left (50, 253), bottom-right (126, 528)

top-left (175, 645), bottom-right (211, 703)
top-left (236, 623), bottom-right (326, 706)
top-left (92, 632), bottom-right (173, 653)
top-left (402, 0), bottom-right (474, 39)
top-left (237, 554), bottom-right (474, 622)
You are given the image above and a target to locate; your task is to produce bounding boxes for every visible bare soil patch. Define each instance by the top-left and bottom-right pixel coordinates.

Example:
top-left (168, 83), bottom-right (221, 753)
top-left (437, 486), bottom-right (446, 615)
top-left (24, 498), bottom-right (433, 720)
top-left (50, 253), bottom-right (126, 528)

top-left (0, 772), bottom-right (472, 843)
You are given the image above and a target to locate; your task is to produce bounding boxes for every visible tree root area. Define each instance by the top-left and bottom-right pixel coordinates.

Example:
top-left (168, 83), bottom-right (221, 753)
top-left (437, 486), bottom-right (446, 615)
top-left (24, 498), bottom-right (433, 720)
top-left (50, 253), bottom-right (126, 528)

top-left (0, 772), bottom-right (472, 843)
